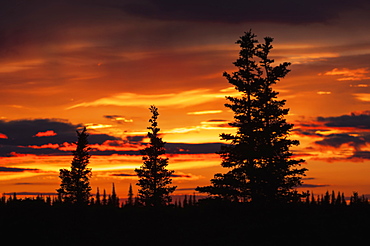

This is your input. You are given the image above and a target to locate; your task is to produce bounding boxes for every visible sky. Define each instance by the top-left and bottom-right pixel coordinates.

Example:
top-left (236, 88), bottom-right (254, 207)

top-left (2, 0), bottom-right (370, 200)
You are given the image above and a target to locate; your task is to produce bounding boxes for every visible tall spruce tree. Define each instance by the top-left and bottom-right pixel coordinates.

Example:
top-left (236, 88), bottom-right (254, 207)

top-left (57, 127), bottom-right (92, 204)
top-left (196, 31), bottom-right (307, 205)
top-left (135, 105), bottom-right (176, 206)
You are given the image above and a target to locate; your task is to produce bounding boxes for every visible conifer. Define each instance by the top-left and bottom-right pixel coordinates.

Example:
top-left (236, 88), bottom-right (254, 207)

top-left (135, 106), bottom-right (176, 206)
top-left (57, 127), bottom-right (92, 204)
top-left (126, 184), bottom-right (134, 206)
top-left (96, 187), bottom-right (101, 205)
top-left (196, 31), bottom-right (307, 204)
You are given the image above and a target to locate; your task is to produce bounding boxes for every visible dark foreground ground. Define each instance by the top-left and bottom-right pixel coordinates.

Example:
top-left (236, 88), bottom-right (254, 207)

top-left (0, 203), bottom-right (369, 245)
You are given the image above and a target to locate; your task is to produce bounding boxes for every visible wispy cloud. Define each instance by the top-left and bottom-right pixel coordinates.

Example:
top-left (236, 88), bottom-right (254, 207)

top-left (323, 68), bottom-right (370, 81)
top-left (0, 166), bottom-right (39, 172)
top-left (66, 89), bottom-right (225, 109)
top-left (187, 110), bottom-right (223, 115)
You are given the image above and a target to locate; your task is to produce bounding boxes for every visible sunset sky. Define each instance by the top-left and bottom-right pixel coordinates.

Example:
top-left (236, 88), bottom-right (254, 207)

top-left (2, 0), bottom-right (370, 200)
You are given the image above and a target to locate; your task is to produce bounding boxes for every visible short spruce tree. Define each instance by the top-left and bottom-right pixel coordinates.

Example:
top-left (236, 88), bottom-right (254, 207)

top-left (135, 106), bottom-right (176, 206)
top-left (57, 127), bottom-right (92, 205)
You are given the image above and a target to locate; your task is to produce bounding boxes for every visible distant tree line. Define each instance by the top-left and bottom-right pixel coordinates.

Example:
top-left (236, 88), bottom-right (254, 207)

top-left (2, 189), bottom-right (370, 208)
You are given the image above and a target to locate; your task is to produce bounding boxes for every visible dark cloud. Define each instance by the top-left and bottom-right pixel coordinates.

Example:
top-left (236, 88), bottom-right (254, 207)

top-left (171, 174), bottom-right (192, 178)
top-left (0, 119), bottom-right (118, 156)
top-left (176, 188), bottom-right (197, 191)
top-left (126, 135), bottom-right (145, 144)
top-left (207, 119), bottom-right (228, 122)
top-left (315, 134), bottom-right (366, 148)
top-left (302, 177), bottom-right (316, 180)
top-left (300, 184), bottom-right (330, 188)
top-left (295, 112), bottom-right (370, 161)
top-left (293, 128), bottom-right (324, 137)
top-left (88, 142), bottom-right (223, 156)
top-left (0, 166), bottom-right (39, 172)
top-left (318, 112), bottom-right (370, 129)
top-left (166, 143), bottom-right (222, 154)
top-left (302, 112), bottom-right (370, 160)
top-left (111, 172), bottom-right (195, 179)
top-left (104, 115), bottom-right (121, 120)
top-left (123, 0), bottom-right (368, 24)
top-left (110, 173), bottom-right (136, 177)
top-left (3, 192), bottom-right (57, 196)
top-left (350, 151), bottom-right (370, 160)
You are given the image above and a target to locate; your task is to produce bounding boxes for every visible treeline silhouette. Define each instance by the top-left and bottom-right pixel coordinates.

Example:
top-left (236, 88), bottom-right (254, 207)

top-left (1, 189), bottom-right (369, 208)
top-left (1, 190), bottom-right (370, 245)
top-left (0, 190), bottom-right (200, 208)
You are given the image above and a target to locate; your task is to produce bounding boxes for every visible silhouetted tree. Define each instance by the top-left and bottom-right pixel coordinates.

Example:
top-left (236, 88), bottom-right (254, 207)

top-left (57, 127), bottom-right (92, 205)
top-left (102, 189), bottom-right (107, 206)
top-left (0, 194), bottom-right (5, 205)
top-left (341, 193), bottom-right (347, 206)
top-left (330, 190), bottom-right (336, 205)
top-left (310, 192), bottom-right (316, 205)
top-left (135, 105), bottom-right (176, 206)
top-left (183, 195), bottom-right (188, 207)
top-left (305, 191), bottom-right (310, 205)
top-left (323, 191), bottom-right (330, 205)
top-left (126, 184), bottom-right (134, 206)
top-left (192, 193), bottom-right (197, 205)
top-left (335, 192), bottom-right (342, 206)
top-left (196, 31), bottom-right (307, 205)
top-left (108, 183), bottom-right (120, 207)
top-left (96, 187), bottom-right (101, 205)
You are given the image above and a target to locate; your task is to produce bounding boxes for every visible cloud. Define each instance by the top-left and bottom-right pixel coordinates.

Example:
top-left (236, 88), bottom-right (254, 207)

top-left (0, 119), bottom-right (118, 156)
top-left (353, 94), bottom-right (370, 102)
top-left (33, 130), bottom-right (57, 137)
top-left (66, 89), bottom-right (225, 109)
top-left (110, 173), bottom-right (137, 177)
top-left (187, 110), bottom-right (223, 115)
top-left (175, 188), bottom-right (197, 191)
top-left (3, 192), bottom-right (57, 196)
top-left (171, 174), bottom-right (192, 178)
top-left (0, 166), bottom-right (39, 172)
top-left (315, 134), bottom-right (366, 149)
top-left (165, 143), bottom-right (222, 154)
top-left (0, 118), bottom-right (224, 157)
top-left (104, 115), bottom-right (134, 124)
top-left (110, 172), bottom-right (199, 179)
top-left (27, 143), bottom-right (60, 149)
top-left (300, 184), bottom-right (330, 188)
top-left (323, 68), bottom-right (370, 81)
top-left (317, 111), bottom-right (370, 129)
top-left (317, 91), bottom-right (331, 95)
top-left (123, 0), bottom-right (368, 24)
top-left (295, 111), bottom-right (370, 161)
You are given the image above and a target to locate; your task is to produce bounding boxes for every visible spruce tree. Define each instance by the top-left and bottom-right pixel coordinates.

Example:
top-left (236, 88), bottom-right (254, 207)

top-left (96, 187), bottom-right (101, 205)
top-left (102, 189), bottom-right (107, 206)
top-left (57, 127), bottom-right (92, 205)
top-left (135, 105), bottom-right (176, 206)
top-left (108, 183), bottom-right (120, 207)
top-left (126, 184), bottom-right (134, 206)
top-left (196, 31), bottom-right (307, 205)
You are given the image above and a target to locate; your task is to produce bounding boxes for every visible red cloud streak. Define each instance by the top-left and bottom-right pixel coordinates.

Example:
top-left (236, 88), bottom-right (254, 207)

top-left (33, 130), bottom-right (57, 137)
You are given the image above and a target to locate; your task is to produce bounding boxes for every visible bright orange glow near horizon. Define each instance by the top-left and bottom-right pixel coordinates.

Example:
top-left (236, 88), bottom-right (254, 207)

top-left (2, 1), bottom-right (370, 200)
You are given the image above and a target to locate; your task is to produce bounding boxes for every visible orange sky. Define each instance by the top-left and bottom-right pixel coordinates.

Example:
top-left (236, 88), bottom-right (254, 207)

top-left (2, 1), bottom-right (370, 199)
